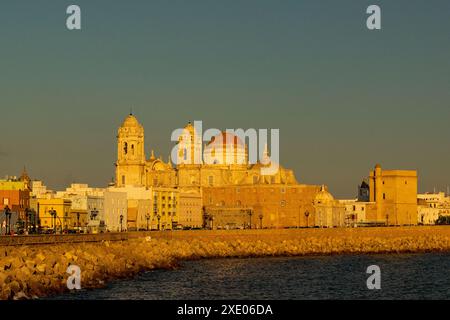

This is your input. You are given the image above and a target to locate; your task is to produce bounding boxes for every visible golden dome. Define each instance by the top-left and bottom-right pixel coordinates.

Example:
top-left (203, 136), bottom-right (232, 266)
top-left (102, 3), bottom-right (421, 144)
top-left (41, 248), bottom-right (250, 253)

top-left (314, 185), bottom-right (334, 202)
top-left (207, 132), bottom-right (245, 148)
top-left (121, 114), bottom-right (143, 129)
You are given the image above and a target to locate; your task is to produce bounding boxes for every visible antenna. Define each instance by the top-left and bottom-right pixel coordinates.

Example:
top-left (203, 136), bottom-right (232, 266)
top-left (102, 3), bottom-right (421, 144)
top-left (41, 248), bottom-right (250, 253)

top-left (130, 107), bottom-right (133, 115)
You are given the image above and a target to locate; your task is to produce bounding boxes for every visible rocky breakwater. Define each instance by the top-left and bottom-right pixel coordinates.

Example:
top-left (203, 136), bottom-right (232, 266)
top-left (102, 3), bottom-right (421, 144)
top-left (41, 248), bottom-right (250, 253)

top-left (2, 228), bottom-right (450, 299)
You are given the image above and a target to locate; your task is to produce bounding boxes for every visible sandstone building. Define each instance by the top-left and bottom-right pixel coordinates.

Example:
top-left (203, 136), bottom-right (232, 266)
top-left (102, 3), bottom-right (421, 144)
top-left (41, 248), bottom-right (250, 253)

top-left (114, 114), bottom-right (326, 228)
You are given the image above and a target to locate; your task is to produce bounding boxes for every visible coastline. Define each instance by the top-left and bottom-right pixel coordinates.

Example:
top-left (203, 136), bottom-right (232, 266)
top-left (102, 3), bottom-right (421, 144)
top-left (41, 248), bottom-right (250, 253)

top-left (2, 226), bottom-right (450, 300)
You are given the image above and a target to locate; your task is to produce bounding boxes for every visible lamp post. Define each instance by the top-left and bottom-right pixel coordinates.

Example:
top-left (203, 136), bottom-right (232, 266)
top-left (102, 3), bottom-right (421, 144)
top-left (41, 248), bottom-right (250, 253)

top-left (25, 208), bottom-right (30, 235)
top-left (120, 214), bottom-right (124, 232)
top-left (49, 208), bottom-right (57, 233)
top-left (209, 216), bottom-right (214, 230)
top-left (386, 213), bottom-right (389, 227)
top-left (146, 213), bottom-right (150, 231)
top-left (4, 205), bottom-right (11, 235)
top-left (248, 211), bottom-right (253, 230)
top-left (157, 214), bottom-right (161, 231)
top-left (29, 209), bottom-right (36, 234)
top-left (77, 212), bottom-right (80, 233)
top-left (259, 214), bottom-right (263, 229)
top-left (304, 210), bottom-right (310, 228)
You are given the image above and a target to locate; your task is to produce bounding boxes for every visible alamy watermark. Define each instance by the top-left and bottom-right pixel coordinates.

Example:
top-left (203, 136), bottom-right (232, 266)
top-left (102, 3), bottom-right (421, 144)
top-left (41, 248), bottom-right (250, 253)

top-left (66, 265), bottom-right (81, 290)
top-left (366, 265), bottom-right (381, 290)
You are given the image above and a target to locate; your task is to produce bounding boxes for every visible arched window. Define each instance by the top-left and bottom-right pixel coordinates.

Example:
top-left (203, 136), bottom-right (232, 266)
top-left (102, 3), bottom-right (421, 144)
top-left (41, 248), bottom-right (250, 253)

top-left (131, 144), bottom-right (134, 155)
top-left (124, 142), bottom-right (128, 155)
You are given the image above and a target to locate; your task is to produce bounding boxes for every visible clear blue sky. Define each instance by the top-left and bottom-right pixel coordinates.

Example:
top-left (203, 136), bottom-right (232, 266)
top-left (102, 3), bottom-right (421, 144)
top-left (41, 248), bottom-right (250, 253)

top-left (1, 0), bottom-right (450, 198)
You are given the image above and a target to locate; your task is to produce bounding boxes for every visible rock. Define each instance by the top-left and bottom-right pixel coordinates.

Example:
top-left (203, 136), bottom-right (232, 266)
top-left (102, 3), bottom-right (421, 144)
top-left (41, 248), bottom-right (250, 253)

top-left (36, 264), bottom-right (46, 273)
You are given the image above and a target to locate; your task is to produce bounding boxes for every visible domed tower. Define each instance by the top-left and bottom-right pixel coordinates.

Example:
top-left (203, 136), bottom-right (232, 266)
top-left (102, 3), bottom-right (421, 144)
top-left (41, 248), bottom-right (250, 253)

top-left (313, 185), bottom-right (335, 227)
top-left (176, 121), bottom-right (203, 166)
top-left (115, 113), bottom-right (146, 187)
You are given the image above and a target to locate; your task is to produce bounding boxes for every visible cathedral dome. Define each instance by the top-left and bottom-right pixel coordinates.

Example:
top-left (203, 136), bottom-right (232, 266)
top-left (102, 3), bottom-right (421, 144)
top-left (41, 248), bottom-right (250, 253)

top-left (207, 132), bottom-right (245, 148)
top-left (314, 185), bottom-right (334, 203)
top-left (121, 114), bottom-right (143, 129)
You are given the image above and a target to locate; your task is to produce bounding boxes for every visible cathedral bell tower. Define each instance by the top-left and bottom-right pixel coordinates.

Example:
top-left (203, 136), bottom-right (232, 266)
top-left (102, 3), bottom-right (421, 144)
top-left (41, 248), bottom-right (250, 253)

top-left (115, 113), bottom-right (146, 187)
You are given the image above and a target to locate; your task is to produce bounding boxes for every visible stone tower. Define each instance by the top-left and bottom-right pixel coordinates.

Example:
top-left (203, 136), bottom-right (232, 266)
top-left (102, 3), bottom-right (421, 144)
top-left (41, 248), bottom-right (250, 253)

top-left (115, 114), bottom-right (146, 187)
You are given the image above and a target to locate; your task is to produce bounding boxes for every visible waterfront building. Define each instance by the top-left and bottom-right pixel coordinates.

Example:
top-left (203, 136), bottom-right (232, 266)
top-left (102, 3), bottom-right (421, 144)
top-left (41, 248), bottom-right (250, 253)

top-left (368, 164), bottom-right (418, 225)
top-left (104, 189), bottom-right (127, 232)
top-left (56, 184), bottom-right (106, 232)
top-left (313, 186), bottom-right (345, 228)
top-left (201, 184), bottom-right (319, 229)
top-left (178, 191), bottom-right (203, 229)
top-left (338, 199), bottom-right (373, 227)
top-left (0, 171), bottom-right (31, 223)
top-left (107, 185), bottom-right (179, 231)
top-left (36, 198), bottom-right (72, 231)
top-left (417, 192), bottom-right (450, 225)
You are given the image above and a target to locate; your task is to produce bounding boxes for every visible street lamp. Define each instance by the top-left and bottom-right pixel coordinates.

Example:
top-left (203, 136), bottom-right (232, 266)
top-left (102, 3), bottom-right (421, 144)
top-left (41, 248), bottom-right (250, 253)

top-left (248, 211), bottom-right (253, 229)
top-left (120, 214), bottom-right (124, 232)
top-left (4, 205), bottom-right (11, 235)
top-left (25, 208), bottom-right (30, 235)
top-left (209, 216), bottom-right (214, 230)
top-left (157, 214), bottom-right (161, 231)
top-left (386, 213), bottom-right (389, 227)
top-left (146, 213), bottom-right (150, 231)
top-left (259, 214), bottom-right (263, 229)
top-left (49, 208), bottom-right (57, 233)
top-left (304, 210), bottom-right (310, 228)
top-left (77, 212), bottom-right (81, 233)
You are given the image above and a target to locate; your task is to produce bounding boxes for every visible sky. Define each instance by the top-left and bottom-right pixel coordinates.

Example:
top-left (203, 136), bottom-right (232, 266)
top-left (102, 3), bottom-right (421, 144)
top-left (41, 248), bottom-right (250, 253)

top-left (1, 0), bottom-right (450, 198)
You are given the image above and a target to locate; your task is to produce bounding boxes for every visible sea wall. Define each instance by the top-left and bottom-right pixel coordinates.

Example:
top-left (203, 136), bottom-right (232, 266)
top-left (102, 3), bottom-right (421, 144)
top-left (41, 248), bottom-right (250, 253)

top-left (2, 226), bottom-right (450, 300)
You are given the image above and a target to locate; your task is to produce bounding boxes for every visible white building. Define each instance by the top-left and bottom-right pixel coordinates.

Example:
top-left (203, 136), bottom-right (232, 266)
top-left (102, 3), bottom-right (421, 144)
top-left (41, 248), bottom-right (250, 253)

top-left (30, 180), bottom-right (54, 199)
top-left (56, 183), bottom-right (106, 232)
top-left (104, 190), bottom-right (127, 232)
top-left (338, 199), bottom-right (374, 227)
top-left (417, 192), bottom-right (450, 225)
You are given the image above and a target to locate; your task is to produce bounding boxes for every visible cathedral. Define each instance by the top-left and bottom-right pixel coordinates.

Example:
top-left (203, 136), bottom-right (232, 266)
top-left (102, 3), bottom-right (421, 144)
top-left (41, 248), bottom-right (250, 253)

top-left (116, 114), bottom-right (299, 191)
top-left (115, 113), bottom-right (335, 228)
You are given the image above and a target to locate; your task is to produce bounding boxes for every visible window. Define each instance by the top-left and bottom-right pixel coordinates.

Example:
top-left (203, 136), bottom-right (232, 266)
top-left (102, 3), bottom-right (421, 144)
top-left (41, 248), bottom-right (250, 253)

top-left (131, 144), bottom-right (134, 155)
top-left (383, 193), bottom-right (386, 200)
top-left (124, 142), bottom-right (128, 155)
top-left (208, 176), bottom-right (214, 186)
top-left (280, 200), bottom-right (286, 207)
top-left (281, 188), bottom-right (286, 193)
top-left (121, 175), bottom-right (125, 185)
top-left (353, 205), bottom-right (356, 211)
